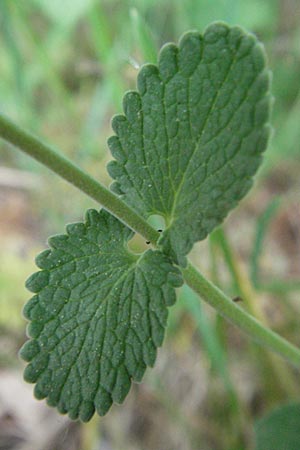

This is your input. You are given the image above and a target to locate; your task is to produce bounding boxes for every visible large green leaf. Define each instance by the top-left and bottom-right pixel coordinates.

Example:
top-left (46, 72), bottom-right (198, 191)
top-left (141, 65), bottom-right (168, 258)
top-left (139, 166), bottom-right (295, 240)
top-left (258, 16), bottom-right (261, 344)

top-left (20, 210), bottom-right (182, 421)
top-left (255, 403), bottom-right (300, 450)
top-left (107, 23), bottom-right (271, 265)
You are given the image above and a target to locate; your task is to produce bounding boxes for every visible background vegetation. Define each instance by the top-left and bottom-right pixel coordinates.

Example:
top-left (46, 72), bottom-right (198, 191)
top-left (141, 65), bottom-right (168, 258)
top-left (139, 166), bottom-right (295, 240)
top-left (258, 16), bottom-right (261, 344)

top-left (0, 0), bottom-right (300, 449)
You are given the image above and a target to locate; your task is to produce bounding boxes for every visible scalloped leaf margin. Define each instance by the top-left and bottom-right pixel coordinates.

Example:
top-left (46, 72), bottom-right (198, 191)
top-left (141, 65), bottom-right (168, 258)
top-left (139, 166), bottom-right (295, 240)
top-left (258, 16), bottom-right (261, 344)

top-left (107, 22), bottom-right (271, 266)
top-left (20, 209), bottom-right (182, 421)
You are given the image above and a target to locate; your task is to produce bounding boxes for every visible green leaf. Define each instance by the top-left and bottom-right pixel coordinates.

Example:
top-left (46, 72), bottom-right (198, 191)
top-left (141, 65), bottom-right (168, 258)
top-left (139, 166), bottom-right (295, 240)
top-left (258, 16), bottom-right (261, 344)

top-left (107, 22), bottom-right (271, 265)
top-left (20, 209), bottom-right (182, 421)
top-left (255, 403), bottom-right (300, 450)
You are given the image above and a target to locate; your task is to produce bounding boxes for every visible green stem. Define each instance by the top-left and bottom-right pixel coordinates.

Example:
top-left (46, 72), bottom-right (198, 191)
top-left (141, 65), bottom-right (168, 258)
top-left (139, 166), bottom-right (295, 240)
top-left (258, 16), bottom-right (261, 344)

top-left (1, 113), bottom-right (300, 368)
top-left (183, 264), bottom-right (300, 367)
top-left (209, 228), bottom-right (299, 397)
top-left (0, 114), bottom-right (159, 244)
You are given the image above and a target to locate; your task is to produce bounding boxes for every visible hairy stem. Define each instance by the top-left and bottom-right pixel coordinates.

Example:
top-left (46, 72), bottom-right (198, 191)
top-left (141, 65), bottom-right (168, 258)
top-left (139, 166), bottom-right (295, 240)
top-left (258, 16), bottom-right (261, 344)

top-left (1, 113), bottom-right (300, 367)
top-left (211, 227), bottom-right (299, 397)
top-left (0, 114), bottom-right (159, 244)
top-left (183, 264), bottom-right (300, 367)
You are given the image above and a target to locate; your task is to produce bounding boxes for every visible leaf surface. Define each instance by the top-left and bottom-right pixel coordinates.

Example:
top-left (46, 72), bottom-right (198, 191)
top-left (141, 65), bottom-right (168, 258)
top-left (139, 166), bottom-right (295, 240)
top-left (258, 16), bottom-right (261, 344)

top-left (20, 210), bottom-right (182, 421)
top-left (107, 23), bottom-right (271, 265)
top-left (255, 403), bottom-right (300, 450)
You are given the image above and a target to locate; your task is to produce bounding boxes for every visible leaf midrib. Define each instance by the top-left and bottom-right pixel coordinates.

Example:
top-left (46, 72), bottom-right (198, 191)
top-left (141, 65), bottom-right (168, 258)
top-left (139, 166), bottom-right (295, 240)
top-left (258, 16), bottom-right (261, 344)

top-left (168, 35), bottom-right (244, 223)
top-left (45, 262), bottom-right (138, 406)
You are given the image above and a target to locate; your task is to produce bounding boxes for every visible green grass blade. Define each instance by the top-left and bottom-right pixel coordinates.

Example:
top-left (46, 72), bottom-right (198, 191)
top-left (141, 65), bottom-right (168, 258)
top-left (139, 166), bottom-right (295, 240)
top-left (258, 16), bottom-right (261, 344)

top-left (130, 8), bottom-right (158, 64)
top-left (180, 285), bottom-right (238, 402)
top-left (250, 197), bottom-right (281, 287)
top-left (250, 198), bottom-right (300, 293)
top-left (12, 2), bottom-right (72, 112)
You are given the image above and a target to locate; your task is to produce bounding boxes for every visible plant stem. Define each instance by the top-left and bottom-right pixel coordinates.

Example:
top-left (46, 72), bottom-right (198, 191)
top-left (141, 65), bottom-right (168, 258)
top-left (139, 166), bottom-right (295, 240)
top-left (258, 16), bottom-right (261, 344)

top-left (183, 263), bottom-right (300, 367)
top-left (210, 227), bottom-right (299, 397)
top-left (0, 114), bottom-right (159, 244)
top-left (1, 113), bottom-right (300, 368)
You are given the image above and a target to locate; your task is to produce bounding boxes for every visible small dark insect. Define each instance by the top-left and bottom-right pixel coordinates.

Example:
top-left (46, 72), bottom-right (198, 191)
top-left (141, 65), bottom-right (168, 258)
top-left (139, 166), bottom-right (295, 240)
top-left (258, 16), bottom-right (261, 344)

top-left (146, 229), bottom-right (163, 244)
top-left (232, 296), bottom-right (243, 303)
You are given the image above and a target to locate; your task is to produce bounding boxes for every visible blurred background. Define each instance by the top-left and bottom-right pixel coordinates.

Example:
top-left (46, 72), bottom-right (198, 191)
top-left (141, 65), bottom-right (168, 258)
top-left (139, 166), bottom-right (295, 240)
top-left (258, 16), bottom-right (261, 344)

top-left (0, 0), bottom-right (300, 449)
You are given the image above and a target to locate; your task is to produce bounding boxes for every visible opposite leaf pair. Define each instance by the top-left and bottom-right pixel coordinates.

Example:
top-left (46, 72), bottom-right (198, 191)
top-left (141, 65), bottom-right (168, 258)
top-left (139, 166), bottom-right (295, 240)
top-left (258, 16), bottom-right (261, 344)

top-left (20, 22), bottom-right (271, 421)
